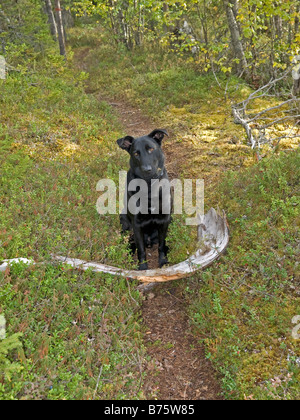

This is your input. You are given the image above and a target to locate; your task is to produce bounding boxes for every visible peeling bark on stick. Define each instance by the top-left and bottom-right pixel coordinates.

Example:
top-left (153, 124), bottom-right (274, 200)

top-left (232, 106), bottom-right (256, 149)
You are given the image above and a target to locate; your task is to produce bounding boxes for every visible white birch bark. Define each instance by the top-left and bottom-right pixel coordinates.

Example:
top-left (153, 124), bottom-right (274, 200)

top-left (44, 0), bottom-right (58, 40)
top-left (55, 0), bottom-right (66, 58)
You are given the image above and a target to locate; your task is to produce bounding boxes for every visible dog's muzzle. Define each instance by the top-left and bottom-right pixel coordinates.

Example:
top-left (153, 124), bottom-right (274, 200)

top-left (141, 165), bottom-right (153, 174)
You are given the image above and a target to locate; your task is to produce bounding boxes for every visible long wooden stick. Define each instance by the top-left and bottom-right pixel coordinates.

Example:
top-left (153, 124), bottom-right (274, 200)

top-left (0, 208), bottom-right (229, 284)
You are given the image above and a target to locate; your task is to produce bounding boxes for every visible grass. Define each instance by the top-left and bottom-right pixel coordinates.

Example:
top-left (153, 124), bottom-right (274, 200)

top-left (0, 44), bottom-right (137, 269)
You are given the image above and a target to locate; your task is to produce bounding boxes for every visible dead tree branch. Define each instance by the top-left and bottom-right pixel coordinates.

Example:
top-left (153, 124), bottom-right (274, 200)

top-left (232, 70), bottom-right (300, 151)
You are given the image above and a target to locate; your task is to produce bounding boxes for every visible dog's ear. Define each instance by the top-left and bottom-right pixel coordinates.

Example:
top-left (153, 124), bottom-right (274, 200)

top-left (148, 129), bottom-right (168, 146)
top-left (117, 136), bottom-right (134, 153)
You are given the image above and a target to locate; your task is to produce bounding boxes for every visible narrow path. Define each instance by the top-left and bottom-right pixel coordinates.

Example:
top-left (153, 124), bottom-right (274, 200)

top-left (142, 285), bottom-right (223, 400)
top-left (74, 47), bottom-right (223, 400)
top-left (103, 97), bottom-right (223, 401)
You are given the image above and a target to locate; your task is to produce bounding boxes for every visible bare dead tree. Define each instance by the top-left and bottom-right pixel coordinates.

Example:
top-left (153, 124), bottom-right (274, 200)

top-left (232, 70), bottom-right (300, 153)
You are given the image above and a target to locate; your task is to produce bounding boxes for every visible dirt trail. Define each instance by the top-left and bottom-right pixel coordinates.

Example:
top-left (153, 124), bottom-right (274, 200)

top-left (142, 286), bottom-right (223, 400)
top-left (75, 47), bottom-right (223, 400)
top-left (103, 98), bottom-right (223, 400)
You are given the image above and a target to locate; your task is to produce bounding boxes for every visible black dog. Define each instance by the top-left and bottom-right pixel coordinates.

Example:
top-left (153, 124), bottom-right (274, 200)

top-left (117, 129), bottom-right (172, 270)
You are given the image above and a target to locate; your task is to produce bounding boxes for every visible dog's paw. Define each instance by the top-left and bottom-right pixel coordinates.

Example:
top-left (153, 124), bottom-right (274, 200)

top-left (159, 253), bottom-right (168, 268)
top-left (138, 262), bottom-right (149, 271)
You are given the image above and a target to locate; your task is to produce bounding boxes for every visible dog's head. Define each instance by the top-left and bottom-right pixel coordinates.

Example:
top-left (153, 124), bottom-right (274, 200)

top-left (117, 129), bottom-right (168, 180)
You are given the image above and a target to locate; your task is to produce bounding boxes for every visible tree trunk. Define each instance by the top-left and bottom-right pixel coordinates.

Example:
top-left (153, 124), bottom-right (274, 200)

top-left (295, 3), bottom-right (299, 37)
top-left (134, 0), bottom-right (144, 46)
top-left (274, 15), bottom-right (282, 39)
top-left (44, 0), bottom-right (58, 40)
top-left (55, 0), bottom-right (66, 58)
top-left (293, 65), bottom-right (300, 97)
top-left (163, 3), bottom-right (169, 34)
top-left (293, 79), bottom-right (300, 97)
top-left (224, 0), bottom-right (249, 78)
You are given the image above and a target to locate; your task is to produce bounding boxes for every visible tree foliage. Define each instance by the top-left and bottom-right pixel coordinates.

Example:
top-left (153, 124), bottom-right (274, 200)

top-left (1, 0), bottom-right (299, 81)
top-left (71, 0), bottom-right (300, 82)
top-left (0, 0), bottom-right (55, 68)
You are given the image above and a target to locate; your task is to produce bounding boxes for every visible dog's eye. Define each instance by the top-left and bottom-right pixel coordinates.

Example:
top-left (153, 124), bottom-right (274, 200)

top-left (133, 151), bottom-right (140, 157)
top-left (148, 148), bottom-right (155, 154)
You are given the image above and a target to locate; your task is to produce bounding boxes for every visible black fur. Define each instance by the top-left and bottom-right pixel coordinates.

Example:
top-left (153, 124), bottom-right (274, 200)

top-left (117, 129), bottom-right (172, 270)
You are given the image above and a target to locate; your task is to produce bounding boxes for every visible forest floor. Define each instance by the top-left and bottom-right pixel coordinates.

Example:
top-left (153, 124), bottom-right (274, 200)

top-left (74, 47), bottom-right (224, 400)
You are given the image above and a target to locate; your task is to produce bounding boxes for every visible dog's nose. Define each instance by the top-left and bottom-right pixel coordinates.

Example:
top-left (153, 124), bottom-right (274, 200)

top-left (141, 165), bottom-right (152, 173)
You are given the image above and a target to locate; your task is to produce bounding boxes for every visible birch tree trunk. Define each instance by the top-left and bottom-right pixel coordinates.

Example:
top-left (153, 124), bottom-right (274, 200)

top-left (293, 68), bottom-right (300, 97)
top-left (44, 0), bottom-right (58, 40)
top-left (163, 3), bottom-right (169, 34)
top-left (274, 15), bottom-right (282, 39)
top-left (295, 4), bottom-right (299, 38)
top-left (224, 0), bottom-right (249, 78)
top-left (134, 0), bottom-right (143, 46)
top-left (55, 0), bottom-right (66, 58)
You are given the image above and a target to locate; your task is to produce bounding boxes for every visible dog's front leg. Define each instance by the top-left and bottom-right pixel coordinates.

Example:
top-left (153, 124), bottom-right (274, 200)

top-left (158, 223), bottom-right (169, 268)
top-left (133, 225), bottom-right (148, 271)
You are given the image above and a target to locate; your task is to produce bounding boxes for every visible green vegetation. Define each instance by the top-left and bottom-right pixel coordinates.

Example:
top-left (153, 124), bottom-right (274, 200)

top-left (0, 2), bottom-right (143, 400)
top-left (1, 262), bottom-right (144, 400)
top-left (73, 0), bottom-right (300, 83)
top-left (0, 8), bottom-right (135, 269)
top-left (187, 151), bottom-right (299, 400)
top-left (69, 30), bottom-right (299, 399)
top-left (0, 0), bottom-right (299, 400)
top-left (0, 328), bottom-right (23, 383)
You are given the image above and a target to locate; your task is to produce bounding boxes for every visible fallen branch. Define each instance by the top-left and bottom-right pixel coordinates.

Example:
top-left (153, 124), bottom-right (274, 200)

top-left (0, 208), bottom-right (229, 284)
top-left (232, 106), bottom-right (256, 148)
top-left (232, 70), bottom-right (300, 150)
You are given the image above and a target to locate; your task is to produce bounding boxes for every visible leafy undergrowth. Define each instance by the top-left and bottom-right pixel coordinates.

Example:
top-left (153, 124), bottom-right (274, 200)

top-left (187, 150), bottom-right (300, 400)
top-left (0, 262), bottom-right (144, 400)
top-left (0, 14), bottom-right (145, 399)
top-left (0, 72), bottom-right (145, 396)
top-left (0, 43), bottom-right (138, 269)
